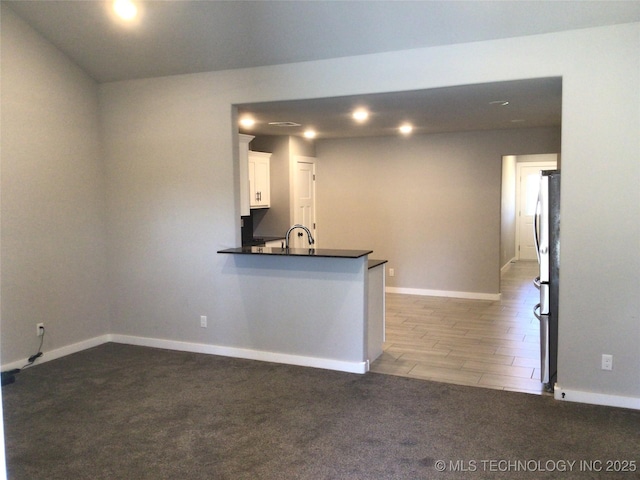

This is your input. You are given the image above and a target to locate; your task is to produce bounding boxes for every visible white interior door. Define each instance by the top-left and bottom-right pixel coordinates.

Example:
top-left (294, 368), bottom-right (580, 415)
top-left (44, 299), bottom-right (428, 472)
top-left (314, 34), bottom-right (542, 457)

top-left (292, 156), bottom-right (316, 248)
top-left (516, 157), bottom-right (557, 260)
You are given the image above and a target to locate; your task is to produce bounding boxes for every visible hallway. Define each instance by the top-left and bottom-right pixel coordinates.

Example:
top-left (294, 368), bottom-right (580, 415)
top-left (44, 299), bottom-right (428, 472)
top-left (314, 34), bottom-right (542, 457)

top-left (370, 261), bottom-right (545, 395)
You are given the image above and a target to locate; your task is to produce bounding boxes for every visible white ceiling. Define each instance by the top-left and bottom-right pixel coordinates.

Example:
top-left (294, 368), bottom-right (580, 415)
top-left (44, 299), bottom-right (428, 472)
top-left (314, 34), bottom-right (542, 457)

top-left (6, 0), bottom-right (639, 138)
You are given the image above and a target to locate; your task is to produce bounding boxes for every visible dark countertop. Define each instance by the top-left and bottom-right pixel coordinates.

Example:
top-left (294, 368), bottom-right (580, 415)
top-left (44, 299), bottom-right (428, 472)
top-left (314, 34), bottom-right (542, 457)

top-left (368, 259), bottom-right (388, 269)
top-left (218, 246), bottom-right (373, 259)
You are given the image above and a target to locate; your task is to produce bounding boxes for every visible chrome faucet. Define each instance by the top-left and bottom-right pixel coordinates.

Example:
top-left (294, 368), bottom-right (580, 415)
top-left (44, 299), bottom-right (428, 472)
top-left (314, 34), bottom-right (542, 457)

top-left (285, 224), bottom-right (315, 248)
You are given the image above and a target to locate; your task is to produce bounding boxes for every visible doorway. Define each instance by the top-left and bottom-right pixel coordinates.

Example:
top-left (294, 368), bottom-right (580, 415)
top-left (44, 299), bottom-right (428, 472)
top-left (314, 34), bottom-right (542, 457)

top-left (291, 156), bottom-right (317, 248)
top-left (369, 152), bottom-right (559, 394)
top-left (515, 155), bottom-right (558, 260)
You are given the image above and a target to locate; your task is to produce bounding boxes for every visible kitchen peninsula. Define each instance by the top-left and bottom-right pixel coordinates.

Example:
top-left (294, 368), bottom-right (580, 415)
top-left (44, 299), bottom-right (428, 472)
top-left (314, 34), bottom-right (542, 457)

top-left (218, 246), bottom-right (386, 373)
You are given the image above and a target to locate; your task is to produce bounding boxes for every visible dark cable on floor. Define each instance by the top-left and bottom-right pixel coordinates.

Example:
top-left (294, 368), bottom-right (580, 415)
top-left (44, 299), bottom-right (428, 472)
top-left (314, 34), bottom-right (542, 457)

top-left (23, 325), bottom-right (46, 368)
top-left (1, 369), bottom-right (20, 386)
top-left (1, 326), bottom-right (47, 386)
top-left (2, 326), bottom-right (46, 385)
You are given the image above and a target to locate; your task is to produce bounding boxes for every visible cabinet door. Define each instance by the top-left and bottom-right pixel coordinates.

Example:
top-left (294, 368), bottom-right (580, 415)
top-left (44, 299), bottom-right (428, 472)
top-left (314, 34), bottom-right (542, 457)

top-left (249, 151), bottom-right (271, 208)
top-left (253, 158), bottom-right (270, 207)
top-left (239, 134), bottom-right (254, 216)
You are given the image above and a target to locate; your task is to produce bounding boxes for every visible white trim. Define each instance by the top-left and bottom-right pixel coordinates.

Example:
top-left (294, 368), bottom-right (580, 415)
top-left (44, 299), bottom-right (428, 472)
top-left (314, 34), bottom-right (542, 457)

top-left (1, 333), bottom-right (367, 375)
top-left (110, 334), bottom-right (367, 374)
top-left (554, 384), bottom-right (640, 411)
top-left (291, 155), bottom-right (318, 247)
top-left (7, 335), bottom-right (640, 410)
top-left (501, 257), bottom-right (518, 274)
top-left (1, 334), bottom-right (111, 371)
top-left (386, 286), bottom-right (500, 301)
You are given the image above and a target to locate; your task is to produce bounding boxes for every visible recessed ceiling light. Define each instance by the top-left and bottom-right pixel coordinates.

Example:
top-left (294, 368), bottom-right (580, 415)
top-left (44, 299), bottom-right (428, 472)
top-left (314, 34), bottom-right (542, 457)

top-left (303, 130), bottom-right (317, 139)
top-left (113, 0), bottom-right (138, 21)
top-left (399, 124), bottom-right (413, 135)
top-left (489, 100), bottom-right (510, 106)
top-left (239, 117), bottom-right (255, 128)
top-left (352, 108), bottom-right (369, 122)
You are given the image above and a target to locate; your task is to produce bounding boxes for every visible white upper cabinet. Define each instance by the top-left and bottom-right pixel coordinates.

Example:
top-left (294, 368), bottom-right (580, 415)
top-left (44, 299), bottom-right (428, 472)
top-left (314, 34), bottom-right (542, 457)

top-left (248, 151), bottom-right (271, 209)
top-left (238, 134), bottom-right (254, 216)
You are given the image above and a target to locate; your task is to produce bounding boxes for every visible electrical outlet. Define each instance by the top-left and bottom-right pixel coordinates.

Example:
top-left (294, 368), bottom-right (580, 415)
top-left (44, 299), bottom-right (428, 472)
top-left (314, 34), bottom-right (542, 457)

top-left (389, 268), bottom-right (395, 277)
top-left (200, 316), bottom-right (207, 328)
top-left (36, 323), bottom-right (45, 336)
top-left (601, 354), bottom-right (613, 371)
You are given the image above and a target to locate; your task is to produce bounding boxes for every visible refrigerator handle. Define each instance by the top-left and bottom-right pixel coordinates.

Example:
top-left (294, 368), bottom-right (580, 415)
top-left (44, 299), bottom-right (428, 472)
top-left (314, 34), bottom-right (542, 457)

top-left (533, 303), bottom-right (550, 384)
top-left (533, 188), bottom-right (542, 264)
top-left (533, 303), bottom-right (541, 321)
top-left (533, 276), bottom-right (540, 290)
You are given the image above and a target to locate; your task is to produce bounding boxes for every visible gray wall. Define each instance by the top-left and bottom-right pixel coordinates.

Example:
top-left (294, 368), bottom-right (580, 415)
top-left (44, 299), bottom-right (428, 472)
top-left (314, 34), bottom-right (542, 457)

top-left (289, 136), bottom-right (316, 158)
top-left (98, 23), bottom-right (640, 402)
top-left (0, 6), bottom-right (110, 364)
top-left (501, 155), bottom-right (518, 269)
top-left (315, 128), bottom-right (559, 294)
top-left (249, 135), bottom-right (291, 237)
top-left (249, 135), bottom-right (317, 238)
top-left (1, 9), bottom-right (638, 405)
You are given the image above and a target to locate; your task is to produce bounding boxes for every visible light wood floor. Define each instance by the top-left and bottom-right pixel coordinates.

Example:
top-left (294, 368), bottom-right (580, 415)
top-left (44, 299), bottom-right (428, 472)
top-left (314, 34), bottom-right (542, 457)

top-left (370, 261), bottom-right (546, 395)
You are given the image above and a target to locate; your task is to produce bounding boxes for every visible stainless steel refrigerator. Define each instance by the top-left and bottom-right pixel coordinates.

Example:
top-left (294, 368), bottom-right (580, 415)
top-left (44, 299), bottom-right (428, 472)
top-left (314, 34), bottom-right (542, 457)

top-left (533, 170), bottom-right (560, 392)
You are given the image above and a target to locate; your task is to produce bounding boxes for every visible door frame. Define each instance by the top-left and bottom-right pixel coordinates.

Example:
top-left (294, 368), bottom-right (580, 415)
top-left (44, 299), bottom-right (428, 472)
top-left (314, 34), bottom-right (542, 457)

top-left (515, 157), bottom-right (557, 260)
top-left (290, 155), bottom-right (317, 246)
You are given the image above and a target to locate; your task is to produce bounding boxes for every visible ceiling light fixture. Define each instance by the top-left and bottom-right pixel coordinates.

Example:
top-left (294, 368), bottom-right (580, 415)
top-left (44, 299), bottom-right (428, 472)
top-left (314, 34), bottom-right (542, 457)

top-left (303, 130), bottom-right (317, 139)
top-left (489, 100), bottom-right (510, 106)
top-left (352, 108), bottom-right (369, 122)
top-left (113, 0), bottom-right (138, 21)
top-left (268, 121), bottom-right (302, 127)
top-left (239, 117), bottom-right (255, 128)
top-left (399, 124), bottom-right (413, 135)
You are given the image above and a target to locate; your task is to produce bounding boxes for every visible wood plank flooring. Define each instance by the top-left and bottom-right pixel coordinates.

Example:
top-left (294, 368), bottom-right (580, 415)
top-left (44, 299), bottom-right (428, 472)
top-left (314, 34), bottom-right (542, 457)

top-left (370, 261), bottom-right (547, 395)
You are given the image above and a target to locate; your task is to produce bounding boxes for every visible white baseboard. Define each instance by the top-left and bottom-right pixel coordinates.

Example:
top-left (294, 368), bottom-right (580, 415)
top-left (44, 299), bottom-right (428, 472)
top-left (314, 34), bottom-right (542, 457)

top-left (1, 334), bottom-right (111, 371)
top-left (109, 334), bottom-right (368, 374)
top-left (386, 286), bottom-right (500, 301)
top-left (6, 335), bottom-right (639, 411)
top-left (501, 257), bottom-right (518, 274)
top-left (2, 333), bottom-right (366, 375)
top-left (554, 384), bottom-right (640, 410)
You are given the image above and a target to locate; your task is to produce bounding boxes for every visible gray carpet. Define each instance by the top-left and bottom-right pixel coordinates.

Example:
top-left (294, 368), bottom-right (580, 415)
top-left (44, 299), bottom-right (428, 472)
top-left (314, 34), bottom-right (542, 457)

top-left (3, 343), bottom-right (639, 479)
